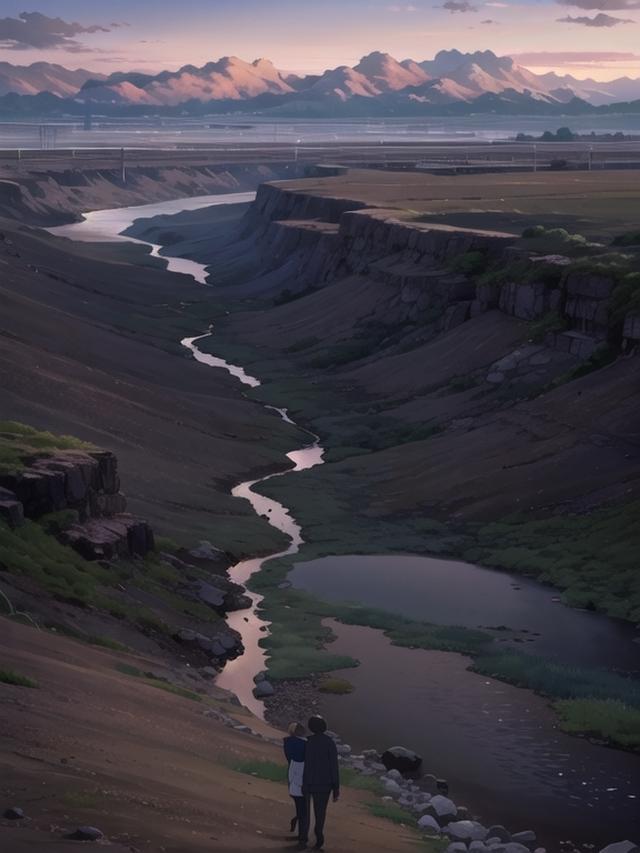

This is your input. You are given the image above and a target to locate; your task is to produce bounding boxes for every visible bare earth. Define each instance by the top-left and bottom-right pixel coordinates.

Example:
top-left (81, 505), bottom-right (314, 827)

top-left (0, 619), bottom-right (421, 853)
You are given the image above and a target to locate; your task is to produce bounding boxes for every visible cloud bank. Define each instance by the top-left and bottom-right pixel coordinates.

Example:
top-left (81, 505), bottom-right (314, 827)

top-left (0, 11), bottom-right (123, 52)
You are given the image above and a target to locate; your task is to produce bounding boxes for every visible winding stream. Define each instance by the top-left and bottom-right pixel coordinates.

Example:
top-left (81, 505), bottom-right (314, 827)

top-left (48, 192), bottom-right (325, 719)
top-left (49, 193), bottom-right (640, 847)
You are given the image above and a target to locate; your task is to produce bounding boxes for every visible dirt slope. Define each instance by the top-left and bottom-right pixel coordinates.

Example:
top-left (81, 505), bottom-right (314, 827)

top-left (0, 619), bottom-right (421, 852)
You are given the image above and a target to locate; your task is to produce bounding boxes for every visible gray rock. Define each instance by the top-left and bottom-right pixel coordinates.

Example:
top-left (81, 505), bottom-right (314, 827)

top-left (65, 826), bottom-right (104, 841)
top-left (383, 779), bottom-right (403, 796)
top-left (446, 844), bottom-right (468, 853)
top-left (502, 844), bottom-right (531, 853)
top-left (336, 743), bottom-right (352, 757)
top-left (381, 745), bottom-right (422, 774)
top-left (422, 773), bottom-right (439, 793)
top-left (417, 814), bottom-right (441, 832)
top-left (512, 831), bottom-right (537, 846)
top-left (487, 826), bottom-right (512, 843)
top-left (598, 843), bottom-right (640, 853)
top-left (252, 680), bottom-right (275, 698)
top-left (470, 844), bottom-right (490, 853)
top-left (487, 371), bottom-right (505, 384)
top-left (446, 820), bottom-right (488, 842)
top-left (429, 795), bottom-right (457, 818)
top-left (3, 806), bottom-right (24, 820)
top-left (456, 806), bottom-right (469, 820)
top-left (188, 540), bottom-right (224, 561)
top-left (253, 671), bottom-right (267, 683)
top-left (384, 769), bottom-right (403, 782)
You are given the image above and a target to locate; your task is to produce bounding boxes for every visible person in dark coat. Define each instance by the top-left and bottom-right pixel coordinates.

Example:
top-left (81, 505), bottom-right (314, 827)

top-left (299, 715), bottom-right (340, 851)
top-left (283, 722), bottom-right (307, 843)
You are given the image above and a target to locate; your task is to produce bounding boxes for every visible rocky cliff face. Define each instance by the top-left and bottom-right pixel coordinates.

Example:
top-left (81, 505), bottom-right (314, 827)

top-left (0, 449), bottom-right (154, 560)
top-left (239, 183), bottom-right (640, 359)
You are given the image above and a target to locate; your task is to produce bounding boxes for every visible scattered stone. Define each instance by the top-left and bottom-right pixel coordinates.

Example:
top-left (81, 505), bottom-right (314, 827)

top-left (252, 680), bottom-right (275, 698)
top-left (64, 826), bottom-right (104, 841)
top-left (446, 844), bottom-right (468, 853)
top-left (418, 814), bottom-right (441, 833)
top-left (384, 769), bottom-right (403, 782)
top-left (513, 831), bottom-right (537, 846)
top-left (487, 826), bottom-right (512, 843)
top-left (598, 844), bottom-right (640, 853)
top-left (3, 806), bottom-right (25, 820)
top-left (456, 806), bottom-right (469, 820)
top-left (470, 843), bottom-right (490, 853)
top-left (446, 820), bottom-right (488, 842)
top-left (381, 746), bottom-right (422, 774)
top-left (253, 671), bottom-right (267, 683)
top-left (428, 795), bottom-right (457, 819)
top-left (188, 540), bottom-right (225, 561)
top-left (383, 779), bottom-right (403, 796)
top-left (422, 773), bottom-right (439, 793)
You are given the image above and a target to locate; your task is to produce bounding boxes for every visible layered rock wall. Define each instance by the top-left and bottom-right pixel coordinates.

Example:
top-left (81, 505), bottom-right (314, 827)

top-left (241, 182), bottom-right (639, 357)
top-left (0, 450), bottom-right (154, 559)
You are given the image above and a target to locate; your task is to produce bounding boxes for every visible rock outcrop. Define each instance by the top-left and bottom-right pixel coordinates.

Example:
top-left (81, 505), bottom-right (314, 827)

top-left (238, 181), bottom-right (638, 366)
top-left (0, 449), bottom-right (154, 559)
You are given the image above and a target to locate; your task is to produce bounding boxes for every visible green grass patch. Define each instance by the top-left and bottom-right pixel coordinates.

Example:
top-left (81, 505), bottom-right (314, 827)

top-left (318, 677), bottom-right (354, 695)
top-left (364, 800), bottom-right (415, 825)
top-left (115, 662), bottom-right (202, 702)
top-left (0, 668), bottom-right (38, 688)
top-left (0, 421), bottom-right (93, 475)
top-left (230, 760), bottom-right (384, 794)
top-left (554, 699), bottom-right (640, 750)
top-left (472, 650), bottom-right (640, 707)
top-left (230, 759), bottom-right (288, 783)
top-left (465, 500), bottom-right (640, 622)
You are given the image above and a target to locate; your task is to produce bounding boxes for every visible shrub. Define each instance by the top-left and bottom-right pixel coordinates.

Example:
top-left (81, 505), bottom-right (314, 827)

top-left (0, 668), bottom-right (38, 688)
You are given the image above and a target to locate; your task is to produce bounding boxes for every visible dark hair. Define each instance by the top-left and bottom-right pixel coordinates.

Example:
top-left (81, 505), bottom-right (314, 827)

top-left (308, 715), bottom-right (327, 734)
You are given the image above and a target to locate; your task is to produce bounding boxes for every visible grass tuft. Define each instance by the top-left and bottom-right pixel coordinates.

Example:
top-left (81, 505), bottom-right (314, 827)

top-left (0, 668), bottom-right (38, 688)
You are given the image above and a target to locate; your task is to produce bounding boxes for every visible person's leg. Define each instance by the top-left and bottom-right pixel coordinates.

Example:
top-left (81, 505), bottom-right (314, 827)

top-left (312, 790), bottom-right (331, 848)
top-left (298, 794), bottom-right (310, 847)
top-left (294, 796), bottom-right (306, 838)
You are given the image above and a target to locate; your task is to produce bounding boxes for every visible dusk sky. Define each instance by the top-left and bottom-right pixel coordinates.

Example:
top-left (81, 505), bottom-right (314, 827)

top-left (1, 0), bottom-right (639, 80)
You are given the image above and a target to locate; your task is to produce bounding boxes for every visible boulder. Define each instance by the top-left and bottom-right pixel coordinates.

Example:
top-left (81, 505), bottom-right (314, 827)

top-left (446, 844), bottom-right (468, 853)
top-left (429, 795), bottom-right (457, 819)
top-left (487, 826), bottom-right (512, 843)
top-left (64, 826), bottom-right (104, 841)
top-left (381, 745), bottom-right (422, 774)
top-left (598, 843), bottom-right (640, 853)
top-left (384, 769), bottom-right (403, 782)
top-left (512, 831), bottom-right (537, 846)
top-left (470, 844), bottom-right (490, 853)
top-left (61, 515), bottom-right (154, 560)
top-left (383, 779), bottom-right (403, 796)
top-left (417, 814), bottom-right (441, 833)
top-left (253, 680), bottom-right (275, 698)
top-left (446, 820), bottom-right (488, 842)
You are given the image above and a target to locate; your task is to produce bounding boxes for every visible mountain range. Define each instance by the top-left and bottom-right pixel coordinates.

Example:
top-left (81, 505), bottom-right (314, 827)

top-left (1, 50), bottom-right (639, 114)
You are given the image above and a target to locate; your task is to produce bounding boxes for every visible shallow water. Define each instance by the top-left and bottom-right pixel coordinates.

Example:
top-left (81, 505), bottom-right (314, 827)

top-left (320, 620), bottom-right (640, 848)
top-left (291, 554), bottom-right (640, 672)
top-left (48, 191), bottom-right (256, 284)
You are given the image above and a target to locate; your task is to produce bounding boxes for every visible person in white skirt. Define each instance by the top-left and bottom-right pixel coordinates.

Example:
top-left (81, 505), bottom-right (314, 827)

top-left (283, 721), bottom-right (307, 848)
